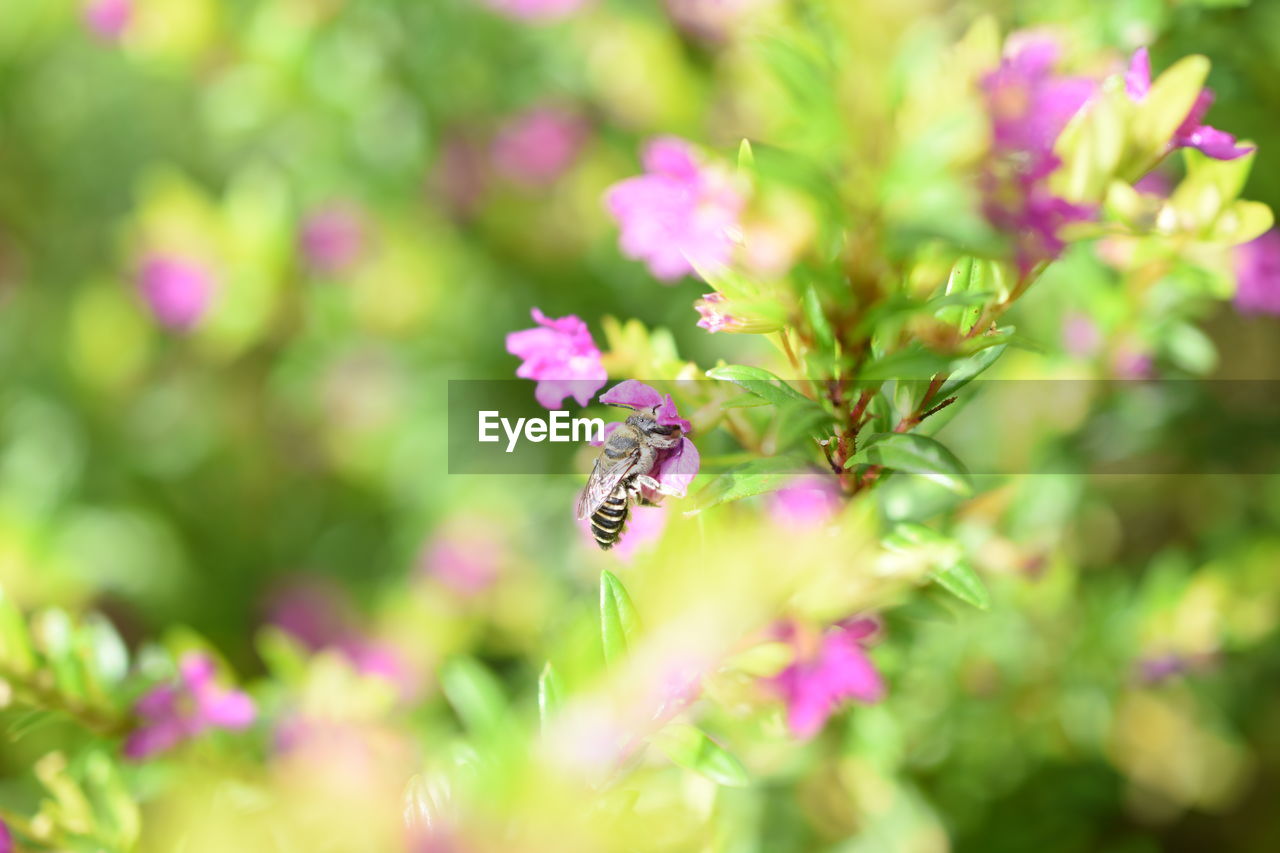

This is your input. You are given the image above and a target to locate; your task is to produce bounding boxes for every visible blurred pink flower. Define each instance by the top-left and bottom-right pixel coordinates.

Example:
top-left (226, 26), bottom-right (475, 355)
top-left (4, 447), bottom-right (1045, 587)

top-left (480, 0), bottom-right (589, 21)
top-left (267, 581), bottom-right (418, 695)
top-left (1062, 311), bottom-right (1101, 357)
top-left (432, 134), bottom-right (489, 219)
top-left (506, 308), bottom-right (608, 409)
top-left (124, 653), bottom-right (255, 760)
top-left (1234, 229), bottom-right (1280, 316)
top-left (0, 819), bottom-right (11, 853)
top-left (981, 38), bottom-right (1096, 272)
top-left (770, 618), bottom-right (885, 738)
top-left (84, 0), bottom-right (131, 41)
top-left (300, 204), bottom-right (365, 275)
top-left (606, 137), bottom-right (744, 281)
top-left (422, 529), bottom-right (504, 595)
top-left (491, 106), bottom-right (588, 187)
top-left (577, 504), bottom-right (667, 561)
top-left (1126, 48), bottom-right (1253, 161)
top-left (1112, 344), bottom-right (1154, 380)
top-left (137, 254), bottom-right (213, 330)
top-left (665, 0), bottom-right (770, 43)
top-left (768, 475), bottom-right (840, 528)
top-left (694, 292), bottom-right (738, 333)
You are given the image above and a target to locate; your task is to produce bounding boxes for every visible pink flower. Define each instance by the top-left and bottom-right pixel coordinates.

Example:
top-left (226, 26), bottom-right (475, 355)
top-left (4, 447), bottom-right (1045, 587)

top-left (300, 204), bottom-right (365, 274)
top-left (480, 0), bottom-right (589, 21)
top-left (124, 653), bottom-right (255, 760)
top-left (506, 308), bottom-right (608, 409)
top-left (577, 504), bottom-right (668, 561)
top-left (1234, 229), bottom-right (1280, 316)
top-left (606, 137), bottom-right (744, 281)
top-left (491, 106), bottom-right (588, 187)
top-left (1126, 48), bottom-right (1253, 161)
top-left (694, 292), bottom-right (737, 333)
top-left (981, 38), bottom-right (1097, 272)
top-left (770, 619), bottom-right (885, 738)
top-left (1062, 312), bottom-right (1101, 357)
top-left (597, 381), bottom-right (701, 499)
top-left (136, 254), bottom-right (214, 330)
top-left (266, 581), bottom-right (418, 695)
top-left (0, 819), bottom-right (11, 853)
top-left (422, 527), bottom-right (504, 595)
top-left (664, 0), bottom-right (770, 43)
top-left (1112, 345), bottom-right (1154, 380)
top-left (769, 475), bottom-right (840, 528)
top-left (84, 0), bottom-right (131, 41)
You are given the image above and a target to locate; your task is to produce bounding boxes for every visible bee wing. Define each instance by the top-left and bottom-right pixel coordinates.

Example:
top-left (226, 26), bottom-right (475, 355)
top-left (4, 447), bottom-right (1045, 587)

top-left (575, 453), bottom-right (640, 520)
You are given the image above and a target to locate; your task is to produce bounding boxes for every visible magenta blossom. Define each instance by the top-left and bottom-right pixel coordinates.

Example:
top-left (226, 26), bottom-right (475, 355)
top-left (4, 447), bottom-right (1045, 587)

top-left (124, 653), bottom-right (255, 760)
top-left (491, 106), bottom-right (588, 187)
top-left (506, 308), bottom-right (608, 409)
top-left (300, 204), bottom-right (365, 275)
top-left (1126, 48), bottom-right (1253, 161)
top-left (84, 0), bottom-right (131, 41)
top-left (606, 137), bottom-right (744, 281)
top-left (981, 38), bottom-right (1097, 272)
top-left (480, 0), bottom-right (589, 21)
top-left (769, 475), bottom-right (840, 528)
top-left (0, 819), bottom-right (10, 853)
top-left (770, 618), bottom-right (885, 738)
top-left (137, 254), bottom-right (214, 330)
top-left (597, 381), bottom-right (700, 499)
top-left (1234, 229), bottom-right (1280, 316)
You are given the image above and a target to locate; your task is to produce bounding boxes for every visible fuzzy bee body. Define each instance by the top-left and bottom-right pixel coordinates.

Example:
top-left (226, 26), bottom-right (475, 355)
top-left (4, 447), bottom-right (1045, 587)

top-left (589, 488), bottom-right (630, 550)
top-left (576, 413), bottom-right (683, 551)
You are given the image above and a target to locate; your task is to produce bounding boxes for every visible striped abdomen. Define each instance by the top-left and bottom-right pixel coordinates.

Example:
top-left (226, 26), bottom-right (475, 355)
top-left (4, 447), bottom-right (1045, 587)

top-left (590, 487), bottom-right (629, 550)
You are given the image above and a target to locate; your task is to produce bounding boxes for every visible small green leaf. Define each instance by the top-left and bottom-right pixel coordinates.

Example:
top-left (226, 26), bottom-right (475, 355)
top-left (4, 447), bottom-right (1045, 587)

top-left (707, 365), bottom-right (809, 407)
top-left (653, 724), bottom-right (749, 787)
top-left (440, 657), bottom-right (506, 735)
top-left (932, 560), bottom-right (991, 610)
top-left (847, 433), bottom-right (972, 495)
top-left (691, 457), bottom-right (801, 512)
top-left (802, 285), bottom-right (835, 349)
top-left (856, 346), bottom-right (953, 381)
top-left (600, 571), bottom-right (639, 666)
top-left (33, 609), bottom-right (87, 702)
top-left (0, 586), bottom-right (35, 675)
top-left (937, 342), bottom-right (1007, 396)
top-left (537, 662), bottom-right (563, 732)
top-left (737, 138), bottom-right (755, 172)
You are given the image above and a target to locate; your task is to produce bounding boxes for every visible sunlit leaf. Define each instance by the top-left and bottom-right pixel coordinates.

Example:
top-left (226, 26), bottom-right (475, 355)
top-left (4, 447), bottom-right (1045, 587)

top-left (600, 571), bottom-right (639, 666)
top-left (653, 724), bottom-right (749, 787)
top-left (848, 433), bottom-right (972, 494)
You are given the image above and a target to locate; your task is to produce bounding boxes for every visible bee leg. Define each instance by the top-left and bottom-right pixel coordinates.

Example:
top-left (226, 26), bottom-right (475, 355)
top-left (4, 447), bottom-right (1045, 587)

top-left (634, 474), bottom-right (682, 497)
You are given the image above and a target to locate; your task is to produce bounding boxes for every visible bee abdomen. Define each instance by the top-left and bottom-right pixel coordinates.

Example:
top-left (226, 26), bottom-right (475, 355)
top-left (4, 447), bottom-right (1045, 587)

top-left (590, 490), bottom-right (629, 551)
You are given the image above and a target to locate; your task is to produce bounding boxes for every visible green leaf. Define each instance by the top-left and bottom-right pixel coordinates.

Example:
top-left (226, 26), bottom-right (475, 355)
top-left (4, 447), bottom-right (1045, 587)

top-left (537, 662), bottom-right (563, 732)
top-left (0, 586), bottom-right (35, 675)
top-left (737, 138), bottom-right (755, 172)
top-left (720, 393), bottom-right (773, 409)
top-left (937, 342), bottom-right (1007, 396)
top-left (653, 724), bottom-right (749, 787)
top-left (1130, 55), bottom-right (1209, 170)
top-left (932, 560), bottom-right (991, 610)
top-left (439, 657), bottom-right (507, 735)
top-left (856, 345), bottom-right (953, 381)
top-left (706, 365), bottom-right (809, 407)
top-left (691, 457), bottom-right (801, 512)
top-left (600, 571), bottom-right (639, 666)
top-left (847, 433), bottom-right (972, 495)
top-left (775, 400), bottom-right (837, 451)
top-left (78, 613), bottom-right (129, 695)
top-left (802, 285), bottom-right (835, 349)
top-left (33, 609), bottom-right (87, 702)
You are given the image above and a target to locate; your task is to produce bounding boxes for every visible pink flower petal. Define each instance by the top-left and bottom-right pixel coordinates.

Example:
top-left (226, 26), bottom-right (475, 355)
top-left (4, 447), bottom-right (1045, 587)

top-left (599, 379), bottom-right (665, 412)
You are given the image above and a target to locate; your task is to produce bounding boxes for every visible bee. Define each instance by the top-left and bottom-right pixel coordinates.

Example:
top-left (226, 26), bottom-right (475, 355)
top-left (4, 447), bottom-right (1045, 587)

top-left (576, 410), bottom-right (683, 550)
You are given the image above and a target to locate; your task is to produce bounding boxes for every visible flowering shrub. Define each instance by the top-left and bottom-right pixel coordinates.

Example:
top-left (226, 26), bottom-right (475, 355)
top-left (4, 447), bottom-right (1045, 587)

top-left (0, 2), bottom-right (1278, 851)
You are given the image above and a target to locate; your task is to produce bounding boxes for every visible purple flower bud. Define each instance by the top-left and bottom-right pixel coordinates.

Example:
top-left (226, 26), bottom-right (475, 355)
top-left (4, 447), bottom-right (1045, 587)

top-left (124, 652), bottom-right (255, 760)
top-left (136, 254), bottom-right (213, 331)
top-left (83, 0), bottom-right (131, 41)
top-left (1234, 229), bottom-right (1280, 317)
top-left (505, 308), bottom-right (608, 409)
top-left (491, 106), bottom-right (588, 187)
top-left (769, 618), bottom-right (885, 738)
top-left (299, 204), bottom-right (365, 275)
top-left (694, 292), bottom-right (738, 333)
top-left (1126, 48), bottom-right (1253, 161)
top-left (606, 137), bottom-right (744, 282)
